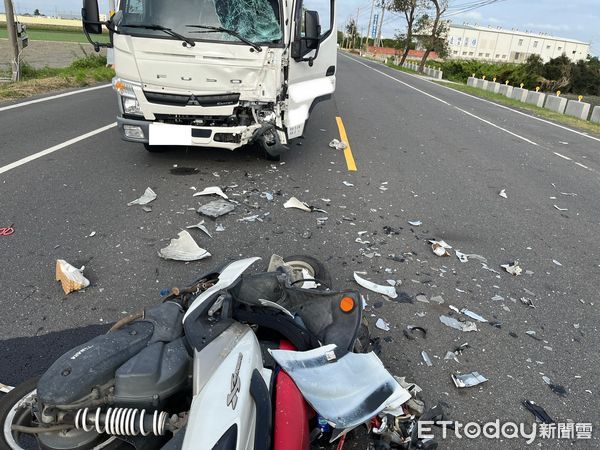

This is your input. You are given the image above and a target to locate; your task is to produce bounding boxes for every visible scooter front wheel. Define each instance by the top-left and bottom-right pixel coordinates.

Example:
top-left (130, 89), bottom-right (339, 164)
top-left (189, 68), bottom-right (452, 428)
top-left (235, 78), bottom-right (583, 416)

top-left (282, 255), bottom-right (333, 290)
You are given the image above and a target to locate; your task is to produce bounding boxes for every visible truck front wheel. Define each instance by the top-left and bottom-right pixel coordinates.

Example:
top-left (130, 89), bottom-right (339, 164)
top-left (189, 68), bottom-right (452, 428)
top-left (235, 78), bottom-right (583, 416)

top-left (143, 144), bottom-right (171, 153)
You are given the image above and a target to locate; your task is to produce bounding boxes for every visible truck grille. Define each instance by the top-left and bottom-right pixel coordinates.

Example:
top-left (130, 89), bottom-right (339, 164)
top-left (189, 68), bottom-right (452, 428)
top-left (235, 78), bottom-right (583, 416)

top-left (143, 91), bottom-right (240, 107)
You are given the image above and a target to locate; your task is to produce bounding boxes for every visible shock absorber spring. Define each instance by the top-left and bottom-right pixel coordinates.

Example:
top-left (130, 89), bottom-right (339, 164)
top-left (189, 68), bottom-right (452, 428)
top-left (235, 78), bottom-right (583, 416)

top-left (74, 407), bottom-right (168, 436)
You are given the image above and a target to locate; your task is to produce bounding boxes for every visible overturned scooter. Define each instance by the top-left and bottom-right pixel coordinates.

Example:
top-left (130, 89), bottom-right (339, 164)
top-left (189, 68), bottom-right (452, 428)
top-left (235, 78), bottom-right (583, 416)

top-left (0, 256), bottom-right (426, 450)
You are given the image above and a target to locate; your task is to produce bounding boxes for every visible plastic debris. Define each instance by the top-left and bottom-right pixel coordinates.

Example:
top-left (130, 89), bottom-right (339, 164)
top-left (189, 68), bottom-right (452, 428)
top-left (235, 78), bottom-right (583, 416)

top-left (192, 186), bottom-right (228, 200)
top-left (238, 215), bottom-right (260, 223)
top-left (329, 139), bottom-right (348, 150)
top-left (491, 294), bottom-right (504, 301)
top-left (421, 351), bottom-right (433, 367)
top-left (215, 224), bottom-right (225, 232)
top-left (55, 260), bottom-right (90, 294)
top-left (263, 192), bottom-right (274, 201)
top-left (354, 272), bottom-right (398, 299)
top-left (430, 295), bottom-right (444, 304)
top-left (415, 294), bottom-right (429, 303)
top-left (444, 351), bottom-right (459, 363)
top-left (158, 231), bottom-right (211, 261)
top-left (452, 372), bottom-right (488, 388)
top-left (499, 189), bottom-right (507, 198)
top-left (127, 187), bottom-right (157, 206)
top-left (376, 318), bottom-right (391, 331)
top-left (526, 330), bottom-right (542, 341)
top-left (198, 199), bottom-right (235, 218)
top-left (553, 205), bottom-right (568, 211)
top-left (269, 344), bottom-right (411, 429)
top-left (501, 261), bottom-right (523, 276)
top-left (186, 221), bottom-right (212, 238)
top-left (0, 383), bottom-right (14, 394)
top-left (342, 181), bottom-right (354, 187)
top-left (522, 400), bottom-right (554, 424)
top-left (520, 297), bottom-right (536, 308)
top-left (460, 308), bottom-right (488, 323)
top-left (283, 197), bottom-right (326, 213)
top-left (316, 217), bottom-right (328, 226)
top-left (439, 315), bottom-right (478, 332)
top-left (455, 251), bottom-right (488, 264)
top-left (429, 240), bottom-right (451, 257)
top-left (0, 225), bottom-right (15, 236)
top-left (408, 220), bottom-right (422, 226)
top-left (552, 259), bottom-right (562, 267)
top-left (142, 206), bottom-right (152, 213)
top-left (403, 326), bottom-right (427, 340)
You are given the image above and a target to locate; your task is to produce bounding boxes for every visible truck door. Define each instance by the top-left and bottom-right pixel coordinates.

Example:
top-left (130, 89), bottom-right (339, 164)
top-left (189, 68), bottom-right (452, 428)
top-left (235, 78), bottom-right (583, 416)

top-left (285, 0), bottom-right (337, 140)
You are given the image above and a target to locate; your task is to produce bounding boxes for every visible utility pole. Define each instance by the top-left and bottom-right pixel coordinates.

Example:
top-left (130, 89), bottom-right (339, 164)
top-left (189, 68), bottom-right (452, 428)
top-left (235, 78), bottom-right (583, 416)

top-left (4, 0), bottom-right (20, 81)
top-left (354, 8), bottom-right (360, 49)
top-left (376, 3), bottom-right (386, 47)
top-left (362, 0), bottom-right (376, 51)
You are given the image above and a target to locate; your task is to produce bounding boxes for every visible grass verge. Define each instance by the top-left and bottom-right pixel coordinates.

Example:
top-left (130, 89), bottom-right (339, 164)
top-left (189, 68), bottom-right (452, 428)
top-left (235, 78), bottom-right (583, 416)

top-left (0, 55), bottom-right (114, 101)
top-left (433, 82), bottom-right (600, 135)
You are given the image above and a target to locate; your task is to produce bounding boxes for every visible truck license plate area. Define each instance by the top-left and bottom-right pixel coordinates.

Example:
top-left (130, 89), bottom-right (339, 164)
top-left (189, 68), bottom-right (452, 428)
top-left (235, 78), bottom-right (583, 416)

top-left (149, 123), bottom-right (192, 146)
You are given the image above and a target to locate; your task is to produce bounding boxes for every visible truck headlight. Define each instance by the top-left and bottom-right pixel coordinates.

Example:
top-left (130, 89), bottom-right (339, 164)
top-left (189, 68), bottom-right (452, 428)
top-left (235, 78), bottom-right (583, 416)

top-left (112, 77), bottom-right (140, 99)
top-left (122, 97), bottom-right (142, 116)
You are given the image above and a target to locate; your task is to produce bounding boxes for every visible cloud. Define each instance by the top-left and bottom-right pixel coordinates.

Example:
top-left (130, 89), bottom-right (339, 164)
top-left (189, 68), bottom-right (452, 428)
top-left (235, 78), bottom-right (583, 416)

top-left (524, 22), bottom-right (572, 32)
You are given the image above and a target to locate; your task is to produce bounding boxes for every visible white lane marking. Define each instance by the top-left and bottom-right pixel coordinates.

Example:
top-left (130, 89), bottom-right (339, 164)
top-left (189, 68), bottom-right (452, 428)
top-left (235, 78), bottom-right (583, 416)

top-left (553, 152), bottom-right (572, 161)
top-left (341, 54), bottom-right (538, 147)
top-left (0, 123), bottom-right (117, 175)
top-left (346, 54), bottom-right (600, 144)
top-left (0, 84), bottom-right (111, 113)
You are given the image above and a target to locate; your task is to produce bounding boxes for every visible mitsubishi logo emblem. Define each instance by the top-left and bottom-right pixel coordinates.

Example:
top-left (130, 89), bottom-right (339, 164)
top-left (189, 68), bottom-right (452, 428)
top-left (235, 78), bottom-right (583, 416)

top-left (187, 95), bottom-right (201, 106)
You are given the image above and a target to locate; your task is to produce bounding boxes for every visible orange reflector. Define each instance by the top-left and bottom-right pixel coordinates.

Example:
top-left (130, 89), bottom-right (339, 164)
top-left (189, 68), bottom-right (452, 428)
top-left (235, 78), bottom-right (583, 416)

top-left (339, 296), bottom-right (355, 313)
top-left (114, 81), bottom-right (125, 92)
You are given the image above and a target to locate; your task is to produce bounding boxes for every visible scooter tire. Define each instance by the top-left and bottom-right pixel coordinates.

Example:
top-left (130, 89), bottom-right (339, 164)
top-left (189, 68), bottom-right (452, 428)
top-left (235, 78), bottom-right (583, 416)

top-left (282, 255), bottom-right (333, 290)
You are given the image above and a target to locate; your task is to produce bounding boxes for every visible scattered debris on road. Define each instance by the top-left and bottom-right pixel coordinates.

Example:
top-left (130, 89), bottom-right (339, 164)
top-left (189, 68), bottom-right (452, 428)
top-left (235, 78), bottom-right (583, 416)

top-left (329, 139), bottom-right (348, 150)
top-left (408, 220), bottom-right (422, 226)
top-left (354, 272), bottom-right (398, 299)
top-left (158, 231), bottom-right (211, 261)
top-left (460, 308), bottom-right (488, 323)
top-left (522, 400), bottom-right (554, 424)
top-left (342, 181), bottom-right (354, 187)
top-left (499, 189), bottom-right (507, 198)
top-left (0, 225), bottom-right (15, 236)
top-left (552, 259), bottom-right (562, 267)
top-left (55, 259), bottom-right (90, 294)
top-left (439, 315), bottom-right (478, 332)
top-left (376, 318), bottom-right (391, 331)
top-left (283, 197), bottom-right (326, 213)
top-left (430, 240), bottom-right (451, 257)
top-left (501, 261), bottom-right (523, 276)
top-left (186, 220), bottom-right (213, 238)
top-left (0, 383), bottom-right (14, 393)
top-left (127, 187), bottom-right (157, 206)
top-left (403, 326), bottom-right (427, 340)
top-left (452, 372), bottom-right (488, 388)
top-left (421, 351), bottom-right (433, 366)
top-left (198, 199), bottom-right (235, 218)
top-left (193, 186), bottom-right (229, 200)
top-left (553, 205), bottom-right (568, 211)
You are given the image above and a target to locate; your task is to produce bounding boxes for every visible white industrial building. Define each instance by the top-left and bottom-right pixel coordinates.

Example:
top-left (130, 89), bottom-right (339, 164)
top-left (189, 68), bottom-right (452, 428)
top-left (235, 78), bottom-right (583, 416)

top-left (447, 23), bottom-right (590, 63)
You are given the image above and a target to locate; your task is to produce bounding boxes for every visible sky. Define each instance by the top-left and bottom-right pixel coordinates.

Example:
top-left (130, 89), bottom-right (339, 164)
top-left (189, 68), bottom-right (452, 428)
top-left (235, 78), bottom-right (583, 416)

top-left (3, 0), bottom-right (598, 55)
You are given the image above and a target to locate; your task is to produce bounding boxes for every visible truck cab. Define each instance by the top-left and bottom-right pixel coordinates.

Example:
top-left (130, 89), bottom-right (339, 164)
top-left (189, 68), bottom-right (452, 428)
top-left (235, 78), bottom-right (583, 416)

top-left (82, 0), bottom-right (337, 158)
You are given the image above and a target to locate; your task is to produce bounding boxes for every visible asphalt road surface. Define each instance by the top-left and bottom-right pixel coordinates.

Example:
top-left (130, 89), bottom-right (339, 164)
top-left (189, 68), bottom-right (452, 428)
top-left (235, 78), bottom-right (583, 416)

top-left (1, 53), bottom-right (599, 449)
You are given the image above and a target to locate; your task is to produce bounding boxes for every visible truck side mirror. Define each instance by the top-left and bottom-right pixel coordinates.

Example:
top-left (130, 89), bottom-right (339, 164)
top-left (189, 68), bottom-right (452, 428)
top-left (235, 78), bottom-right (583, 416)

top-left (82, 0), bottom-right (102, 35)
top-left (292, 10), bottom-right (321, 63)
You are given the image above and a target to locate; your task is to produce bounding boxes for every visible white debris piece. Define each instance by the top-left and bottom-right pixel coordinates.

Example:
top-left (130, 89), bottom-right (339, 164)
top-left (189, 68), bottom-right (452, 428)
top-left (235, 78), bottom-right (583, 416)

top-left (0, 383), bottom-right (14, 394)
top-left (444, 352), bottom-right (459, 363)
top-left (552, 259), bottom-right (562, 267)
top-left (343, 181), bottom-right (354, 187)
top-left (353, 272), bottom-right (398, 299)
top-left (55, 260), bottom-right (90, 294)
top-left (329, 139), bottom-right (348, 150)
top-left (192, 186), bottom-right (228, 200)
top-left (460, 308), bottom-right (487, 323)
top-left (439, 315), bottom-right (478, 332)
top-left (376, 318), bottom-right (390, 331)
top-left (553, 205), bottom-right (568, 211)
top-left (158, 231), bottom-right (211, 261)
top-left (284, 197), bottom-right (312, 212)
top-left (430, 240), bottom-right (451, 257)
top-left (421, 351), bottom-right (433, 367)
top-left (501, 262), bottom-right (523, 276)
top-left (186, 221), bottom-right (212, 238)
top-left (452, 372), bottom-right (488, 388)
top-left (127, 187), bottom-right (157, 206)
top-left (215, 224), bottom-right (225, 232)
top-left (408, 220), bottom-right (422, 226)
top-left (499, 189), bottom-right (507, 199)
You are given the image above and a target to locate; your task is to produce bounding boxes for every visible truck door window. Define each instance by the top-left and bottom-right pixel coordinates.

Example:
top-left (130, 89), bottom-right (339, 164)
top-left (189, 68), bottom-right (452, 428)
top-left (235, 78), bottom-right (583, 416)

top-left (300, 0), bottom-right (333, 39)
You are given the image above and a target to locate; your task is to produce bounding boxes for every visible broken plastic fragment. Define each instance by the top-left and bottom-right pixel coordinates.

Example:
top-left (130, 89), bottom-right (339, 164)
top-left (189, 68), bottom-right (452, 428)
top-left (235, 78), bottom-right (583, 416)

top-left (501, 262), bottom-right (523, 276)
top-left (421, 351), bottom-right (433, 367)
top-left (522, 400), bottom-right (554, 424)
top-left (127, 187), bottom-right (157, 206)
top-left (268, 344), bottom-right (411, 429)
top-left (429, 240), bottom-right (451, 257)
top-left (55, 260), bottom-right (90, 294)
top-left (343, 181), bottom-right (354, 187)
top-left (158, 231), bottom-right (211, 261)
top-left (499, 189), bottom-right (507, 199)
top-left (430, 295), bottom-right (445, 304)
top-left (452, 372), bottom-right (488, 388)
top-left (192, 186), bottom-right (228, 200)
top-left (0, 383), bottom-right (14, 394)
top-left (329, 139), bottom-right (348, 150)
top-left (283, 197), bottom-right (326, 213)
top-left (354, 272), bottom-right (398, 299)
top-left (376, 318), bottom-right (390, 331)
top-left (455, 250), bottom-right (468, 263)
top-left (439, 315), bottom-right (478, 332)
top-left (553, 205), bottom-right (568, 211)
top-left (491, 294), bottom-right (504, 301)
top-left (415, 294), bottom-right (429, 303)
top-left (552, 259), bottom-right (562, 267)
top-left (460, 308), bottom-right (488, 322)
top-left (444, 351), bottom-right (459, 363)
top-left (186, 221), bottom-right (212, 238)
top-left (198, 199), bottom-right (235, 218)
top-left (520, 297), bottom-right (536, 308)
top-left (408, 220), bottom-right (422, 226)
top-left (215, 224), bottom-right (225, 232)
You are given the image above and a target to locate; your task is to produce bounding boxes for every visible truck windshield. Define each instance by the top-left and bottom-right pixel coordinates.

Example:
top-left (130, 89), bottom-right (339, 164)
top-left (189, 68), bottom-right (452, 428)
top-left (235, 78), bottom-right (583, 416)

top-left (119, 0), bottom-right (282, 44)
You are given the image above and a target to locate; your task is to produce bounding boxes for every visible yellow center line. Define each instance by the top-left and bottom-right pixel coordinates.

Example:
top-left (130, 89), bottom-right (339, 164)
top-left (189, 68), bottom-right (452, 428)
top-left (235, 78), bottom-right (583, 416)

top-left (336, 116), bottom-right (357, 172)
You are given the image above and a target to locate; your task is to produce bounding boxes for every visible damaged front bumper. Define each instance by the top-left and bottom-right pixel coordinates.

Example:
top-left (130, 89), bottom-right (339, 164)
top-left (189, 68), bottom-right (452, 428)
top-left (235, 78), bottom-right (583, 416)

top-left (117, 116), bottom-right (262, 151)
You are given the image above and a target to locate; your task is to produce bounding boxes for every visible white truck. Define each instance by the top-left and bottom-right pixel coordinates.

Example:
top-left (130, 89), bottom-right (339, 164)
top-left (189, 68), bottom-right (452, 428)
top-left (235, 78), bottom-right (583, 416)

top-left (81, 0), bottom-right (337, 159)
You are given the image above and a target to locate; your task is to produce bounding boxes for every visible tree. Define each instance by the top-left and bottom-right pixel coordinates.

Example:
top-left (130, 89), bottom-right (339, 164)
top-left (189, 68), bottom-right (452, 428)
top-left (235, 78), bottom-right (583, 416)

top-left (391, 0), bottom-right (421, 65)
top-left (416, 0), bottom-right (448, 72)
top-left (346, 19), bottom-right (359, 49)
top-left (33, 8), bottom-right (41, 16)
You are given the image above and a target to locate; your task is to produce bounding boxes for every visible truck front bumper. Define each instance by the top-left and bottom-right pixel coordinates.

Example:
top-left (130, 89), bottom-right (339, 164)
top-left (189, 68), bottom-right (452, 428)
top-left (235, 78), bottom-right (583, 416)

top-left (117, 116), bottom-right (260, 151)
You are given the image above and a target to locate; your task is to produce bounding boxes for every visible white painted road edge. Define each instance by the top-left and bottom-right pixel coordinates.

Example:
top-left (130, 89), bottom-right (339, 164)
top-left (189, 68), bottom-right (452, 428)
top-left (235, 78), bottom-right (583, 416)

top-left (343, 53), bottom-right (600, 144)
top-left (0, 84), bottom-right (111, 113)
top-left (0, 123), bottom-right (117, 175)
top-left (342, 54), bottom-right (538, 146)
